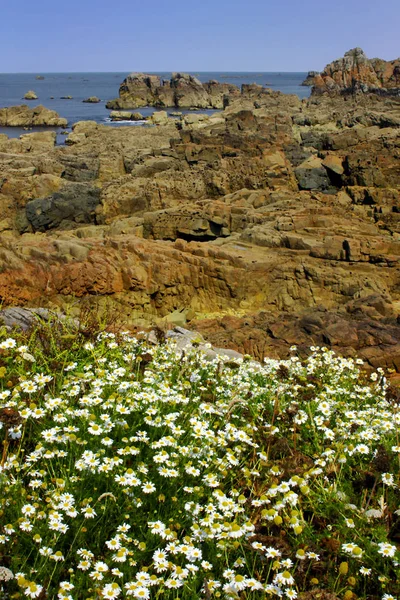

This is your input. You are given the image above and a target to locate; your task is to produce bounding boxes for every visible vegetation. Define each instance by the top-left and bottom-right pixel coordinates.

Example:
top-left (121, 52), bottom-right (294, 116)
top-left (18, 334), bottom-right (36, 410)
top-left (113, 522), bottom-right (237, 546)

top-left (0, 317), bottom-right (399, 599)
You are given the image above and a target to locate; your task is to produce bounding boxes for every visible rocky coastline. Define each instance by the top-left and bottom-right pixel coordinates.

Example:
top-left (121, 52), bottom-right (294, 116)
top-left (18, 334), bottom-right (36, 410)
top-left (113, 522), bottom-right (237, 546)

top-left (1, 50), bottom-right (400, 371)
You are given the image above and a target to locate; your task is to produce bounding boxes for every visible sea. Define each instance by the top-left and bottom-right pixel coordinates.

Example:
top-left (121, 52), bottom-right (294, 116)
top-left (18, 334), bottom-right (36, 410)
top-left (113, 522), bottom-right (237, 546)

top-left (0, 72), bottom-right (310, 143)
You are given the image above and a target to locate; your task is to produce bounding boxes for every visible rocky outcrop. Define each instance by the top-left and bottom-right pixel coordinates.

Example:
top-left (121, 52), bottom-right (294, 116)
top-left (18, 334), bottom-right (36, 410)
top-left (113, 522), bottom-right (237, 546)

top-left (24, 91), bottom-right (38, 100)
top-left (312, 47), bottom-right (400, 96)
top-left (0, 105), bottom-right (67, 127)
top-left (106, 72), bottom-right (240, 109)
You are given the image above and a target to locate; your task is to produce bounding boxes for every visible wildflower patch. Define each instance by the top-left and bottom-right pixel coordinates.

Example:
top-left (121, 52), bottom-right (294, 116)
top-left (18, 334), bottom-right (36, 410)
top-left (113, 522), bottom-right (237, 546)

top-left (0, 330), bottom-right (399, 599)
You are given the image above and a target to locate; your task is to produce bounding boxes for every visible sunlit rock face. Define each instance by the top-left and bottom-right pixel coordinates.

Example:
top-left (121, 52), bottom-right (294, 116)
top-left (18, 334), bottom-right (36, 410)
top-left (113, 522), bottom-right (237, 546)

top-left (311, 48), bottom-right (400, 96)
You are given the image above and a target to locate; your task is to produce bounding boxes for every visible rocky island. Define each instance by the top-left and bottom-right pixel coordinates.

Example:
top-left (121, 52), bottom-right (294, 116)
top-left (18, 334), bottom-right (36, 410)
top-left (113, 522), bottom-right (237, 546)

top-left (0, 49), bottom-right (399, 372)
top-left (106, 71), bottom-right (241, 109)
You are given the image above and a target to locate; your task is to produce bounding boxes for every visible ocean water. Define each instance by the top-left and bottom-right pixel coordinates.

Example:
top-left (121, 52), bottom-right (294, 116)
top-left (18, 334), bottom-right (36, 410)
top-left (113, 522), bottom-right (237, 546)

top-left (0, 72), bottom-right (310, 141)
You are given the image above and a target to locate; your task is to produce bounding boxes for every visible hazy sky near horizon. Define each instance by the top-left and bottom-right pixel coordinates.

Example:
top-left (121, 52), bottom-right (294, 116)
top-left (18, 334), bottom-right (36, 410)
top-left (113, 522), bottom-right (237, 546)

top-left (2, 0), bottom-right (399, 72)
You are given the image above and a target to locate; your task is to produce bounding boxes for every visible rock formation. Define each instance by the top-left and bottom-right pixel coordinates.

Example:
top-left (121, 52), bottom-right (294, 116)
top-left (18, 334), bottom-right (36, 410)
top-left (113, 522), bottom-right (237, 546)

top-left (311, 47), bottom-right (400, 96)
top-left (24, 91), bottom-right (38, 100)
top-left (0, 105), bottom-right (68, 127)
top-left (106, 72), bottom-right (240, 109)
top-left (0, 83), bottom-right (400, 370)
top-left (83, 96), bottom-right (101, 103)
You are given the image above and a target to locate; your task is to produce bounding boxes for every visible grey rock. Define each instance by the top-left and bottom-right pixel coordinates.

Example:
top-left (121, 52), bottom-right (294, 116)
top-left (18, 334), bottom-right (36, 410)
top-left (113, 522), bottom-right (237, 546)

top-left (59, 154), bottom-right (100, 182)
top-left (165, 326), bottom-right (246, 363)
top-left (25, 183), bottom-right (101, 232)
top-left (294, 156), bottom-right (333, 191)
top-left (0, 307), bottom-right (78, 331)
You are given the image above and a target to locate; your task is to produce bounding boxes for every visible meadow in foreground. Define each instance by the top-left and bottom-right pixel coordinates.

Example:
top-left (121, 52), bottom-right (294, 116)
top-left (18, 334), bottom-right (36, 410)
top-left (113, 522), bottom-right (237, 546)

top-left (0, 318), bottom-right (399, 599)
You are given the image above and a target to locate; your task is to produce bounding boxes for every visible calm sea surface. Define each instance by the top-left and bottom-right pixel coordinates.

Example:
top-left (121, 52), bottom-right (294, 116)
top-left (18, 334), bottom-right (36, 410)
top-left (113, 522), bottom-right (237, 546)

top-left (0, 72), bottom-right (310, 141)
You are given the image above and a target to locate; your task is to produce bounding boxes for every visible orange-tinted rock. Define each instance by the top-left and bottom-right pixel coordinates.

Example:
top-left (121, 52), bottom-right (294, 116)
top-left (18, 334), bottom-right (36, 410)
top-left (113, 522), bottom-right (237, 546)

top-left (312, 47), bottom-right (400, 96)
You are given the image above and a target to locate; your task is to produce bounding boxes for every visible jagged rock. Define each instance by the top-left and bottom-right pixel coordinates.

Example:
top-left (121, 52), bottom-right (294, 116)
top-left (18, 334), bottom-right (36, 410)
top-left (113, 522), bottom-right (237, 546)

top-left (24, 90), bottom-right (38, 100)
top-left (0, 105), bottom-right (67, 127)
top-left (312, 47), bottom-right (400, 96)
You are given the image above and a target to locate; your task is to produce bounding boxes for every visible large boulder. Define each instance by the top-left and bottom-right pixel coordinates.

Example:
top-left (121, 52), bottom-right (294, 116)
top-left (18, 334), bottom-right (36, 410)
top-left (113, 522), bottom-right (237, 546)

top-left (294, 156), bottom-right (332, 190)
top-left (312, 48), bottom-right (400, 96)
top-left (0, 105), bottom-right (67, 127)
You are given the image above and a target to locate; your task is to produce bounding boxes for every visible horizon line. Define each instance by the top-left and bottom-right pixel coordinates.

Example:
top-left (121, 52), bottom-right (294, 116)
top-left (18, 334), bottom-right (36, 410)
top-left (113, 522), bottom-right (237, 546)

top-left (0, 70), bottom-right (311, 75)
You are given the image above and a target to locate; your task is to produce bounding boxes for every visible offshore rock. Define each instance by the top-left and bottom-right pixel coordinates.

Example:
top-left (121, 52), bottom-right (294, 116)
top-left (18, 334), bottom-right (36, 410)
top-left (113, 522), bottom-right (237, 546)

top-left (0, 105), bottom-right (67, 127)
top-left (311, 47), bottom-right (400, 96)
top-left (83, 96), bottom-right (101, 103)
top-left (24, 90), bottom-right (38, 100)
top-left (106, 72), bottom-right (240, 109)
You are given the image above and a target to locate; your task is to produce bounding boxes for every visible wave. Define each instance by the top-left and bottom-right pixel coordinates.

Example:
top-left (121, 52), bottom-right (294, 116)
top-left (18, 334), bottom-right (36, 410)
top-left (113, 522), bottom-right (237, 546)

top-left (103, 118), bottom-right (146, 125)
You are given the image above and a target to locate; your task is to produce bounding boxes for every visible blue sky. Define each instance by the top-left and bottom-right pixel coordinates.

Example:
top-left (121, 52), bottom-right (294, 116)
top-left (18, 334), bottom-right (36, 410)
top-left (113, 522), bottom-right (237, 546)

top-left (2, 0), bottom-right (399, 72)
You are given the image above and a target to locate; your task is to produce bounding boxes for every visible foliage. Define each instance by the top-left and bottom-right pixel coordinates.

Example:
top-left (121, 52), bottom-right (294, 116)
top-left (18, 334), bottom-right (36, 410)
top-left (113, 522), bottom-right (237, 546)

top-left (0, 318), bottom-right (399, 599)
